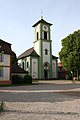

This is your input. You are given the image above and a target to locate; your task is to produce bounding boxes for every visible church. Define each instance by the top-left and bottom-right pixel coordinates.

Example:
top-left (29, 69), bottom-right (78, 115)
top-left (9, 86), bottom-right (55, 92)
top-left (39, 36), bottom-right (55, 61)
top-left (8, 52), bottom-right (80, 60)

top-left (18, 17), bottom-right (58, 79)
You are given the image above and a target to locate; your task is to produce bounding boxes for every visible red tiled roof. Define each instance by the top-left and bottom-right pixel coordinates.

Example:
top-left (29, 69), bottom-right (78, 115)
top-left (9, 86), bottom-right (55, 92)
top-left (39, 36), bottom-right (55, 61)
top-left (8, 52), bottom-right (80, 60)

top-left (58, 63), bottom-right (62, 67)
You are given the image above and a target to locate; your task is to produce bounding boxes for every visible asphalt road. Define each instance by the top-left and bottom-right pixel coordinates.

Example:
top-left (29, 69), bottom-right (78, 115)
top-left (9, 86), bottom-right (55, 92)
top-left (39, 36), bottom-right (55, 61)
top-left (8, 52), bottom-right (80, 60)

top-left (0, 80), bottom-right (80, 120)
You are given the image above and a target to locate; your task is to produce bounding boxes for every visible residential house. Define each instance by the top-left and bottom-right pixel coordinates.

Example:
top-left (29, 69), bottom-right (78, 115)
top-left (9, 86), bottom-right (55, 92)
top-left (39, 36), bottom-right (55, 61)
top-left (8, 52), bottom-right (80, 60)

top-left (0, 39), bottom-right (12, 84)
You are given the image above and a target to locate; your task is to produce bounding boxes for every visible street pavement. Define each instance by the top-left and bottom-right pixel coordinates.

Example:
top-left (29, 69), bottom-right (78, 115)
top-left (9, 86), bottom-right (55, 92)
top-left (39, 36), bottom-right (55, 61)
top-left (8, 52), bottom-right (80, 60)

top-left (0, 80), bottom-right (80, 120)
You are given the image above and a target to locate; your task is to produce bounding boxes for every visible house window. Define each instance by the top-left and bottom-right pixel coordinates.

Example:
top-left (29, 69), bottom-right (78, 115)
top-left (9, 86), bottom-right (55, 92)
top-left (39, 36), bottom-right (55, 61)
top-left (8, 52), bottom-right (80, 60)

top-left (0, 54), bottom-right (4, 62)
top-left (27, 62), bottom-right (29, 68)
top-left (0, 68), bottom-right (3, 77)
top-left (22, 62), bottom-right (24, 70)
top-left (45, 49), bottom-right (48, 55)
top-left (37, 32), bottom-right (39, 40)
top-left (44, 31), bottom-right (47, 40)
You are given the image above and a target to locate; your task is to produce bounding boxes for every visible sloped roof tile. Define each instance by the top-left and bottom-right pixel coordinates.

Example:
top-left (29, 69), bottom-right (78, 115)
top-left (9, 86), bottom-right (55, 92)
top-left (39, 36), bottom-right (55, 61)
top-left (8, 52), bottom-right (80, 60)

top-left (18, 47), bottom-right (39, 59)
top-left (0, 39), bottom-right (12, 54)
top-left (12, 64), bottom-right (27, 74)
top-left (32, 19), bottom-right (52, 27)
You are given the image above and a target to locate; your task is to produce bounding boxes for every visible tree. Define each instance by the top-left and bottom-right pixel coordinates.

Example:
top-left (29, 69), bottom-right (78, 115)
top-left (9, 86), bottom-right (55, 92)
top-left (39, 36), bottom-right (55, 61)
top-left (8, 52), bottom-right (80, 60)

top-left (59, 30), bottom-right (80, 79)
top-left (12, 51), bottom-right (18, 65)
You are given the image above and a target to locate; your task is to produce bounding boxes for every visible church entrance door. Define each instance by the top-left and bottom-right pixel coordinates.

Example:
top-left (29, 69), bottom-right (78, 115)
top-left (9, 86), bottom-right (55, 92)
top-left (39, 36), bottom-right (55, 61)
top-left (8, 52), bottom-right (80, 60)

top-left (44, 70), bottom-right (48, 79)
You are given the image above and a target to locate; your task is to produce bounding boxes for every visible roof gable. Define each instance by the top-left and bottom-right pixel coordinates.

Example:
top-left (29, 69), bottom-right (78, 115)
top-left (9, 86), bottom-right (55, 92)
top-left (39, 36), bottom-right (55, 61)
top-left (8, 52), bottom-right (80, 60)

top-left (31, 50), bottom-right (39, 57)
top-left (18, 47), bottom-right (39, 59)
top-left (12, 64), bottom-right (27, 74)
top-left (32, 19), bottom-right (53, 27)
top-left (0, 39), bottom-right (11, 45)
top-left (52, 55), bottom-right (58, 59)
top-left (0, 39), bottom-right (12, 54)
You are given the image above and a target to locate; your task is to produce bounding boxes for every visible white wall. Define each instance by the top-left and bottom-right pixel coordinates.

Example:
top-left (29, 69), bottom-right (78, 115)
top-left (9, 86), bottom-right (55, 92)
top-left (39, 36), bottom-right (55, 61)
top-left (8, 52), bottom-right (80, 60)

top-left (18, 57), bottom-right (30, 73)
top-left (34, 24), bottom-right (40, 41)
top-left (43, 42), bottom-right (50, 63)
top-left (34, 40), bottom-right (40, 56)
top-left (0, 67), bottom-right (10, 81)
top-left (32, 58), bottom-right (38, 79)
top-left (4, 54), bottom-right (10, 66)
top-left (26, 57), bottom-right (30, 72)
top-left (18, 59), bottom-right (22, 67)
top-left (0, 54), bottom-right (10, 66)
top-left (4, 67), bottom-right (10, 80)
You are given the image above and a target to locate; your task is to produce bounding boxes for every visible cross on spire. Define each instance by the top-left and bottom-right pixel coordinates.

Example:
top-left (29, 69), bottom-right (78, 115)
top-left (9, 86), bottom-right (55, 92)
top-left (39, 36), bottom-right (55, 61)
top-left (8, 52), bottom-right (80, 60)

top-left (41, 9), bottom-right (43, 19)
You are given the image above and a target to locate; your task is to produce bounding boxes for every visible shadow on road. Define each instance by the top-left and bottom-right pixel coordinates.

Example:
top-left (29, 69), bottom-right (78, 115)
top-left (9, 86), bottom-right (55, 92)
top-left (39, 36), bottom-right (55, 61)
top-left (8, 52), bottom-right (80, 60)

top-left (0, 81), bottom-right (80, 103)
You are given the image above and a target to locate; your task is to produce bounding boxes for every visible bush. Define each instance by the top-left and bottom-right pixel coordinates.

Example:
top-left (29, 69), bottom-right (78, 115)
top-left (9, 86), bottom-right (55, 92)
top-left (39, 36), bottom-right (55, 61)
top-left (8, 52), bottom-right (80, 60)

top-left (11, 74), bottom-right (32, 84)
top-left (23, 75), bottom-right (32, 84)
top-left (11, 75), bottom-right (23, 84)
top-left (65, 72), bottom-right (72, 80)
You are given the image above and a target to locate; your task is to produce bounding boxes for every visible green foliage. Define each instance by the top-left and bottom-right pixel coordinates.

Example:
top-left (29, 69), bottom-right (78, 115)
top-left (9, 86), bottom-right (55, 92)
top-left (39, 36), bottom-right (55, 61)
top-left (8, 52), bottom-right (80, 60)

top-left (0, 100), bottom-right (5, 112)
top-left (59, 30), bottom-right (80, 76)
top-left (12, 75), bottom-right (23, 84)
top-left (11, 74), bottom-right (32, 84)
top-left (12, 51), bottom-right (18, 65)
top-left (23, 75), bottom-right (32, 84)
top-left (65, 72), bottom-right (72, 80)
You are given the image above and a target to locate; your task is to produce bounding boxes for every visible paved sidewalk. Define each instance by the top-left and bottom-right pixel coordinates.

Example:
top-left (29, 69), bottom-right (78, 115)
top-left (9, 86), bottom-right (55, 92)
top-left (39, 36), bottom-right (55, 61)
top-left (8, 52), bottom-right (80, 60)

top-left (0, 80), bottom-right (80, 120)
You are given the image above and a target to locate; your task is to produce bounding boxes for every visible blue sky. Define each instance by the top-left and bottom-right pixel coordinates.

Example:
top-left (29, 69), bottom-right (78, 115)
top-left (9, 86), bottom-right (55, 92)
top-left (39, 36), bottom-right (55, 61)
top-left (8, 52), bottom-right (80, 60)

top-left (0, 0), bottom-right (80, 57)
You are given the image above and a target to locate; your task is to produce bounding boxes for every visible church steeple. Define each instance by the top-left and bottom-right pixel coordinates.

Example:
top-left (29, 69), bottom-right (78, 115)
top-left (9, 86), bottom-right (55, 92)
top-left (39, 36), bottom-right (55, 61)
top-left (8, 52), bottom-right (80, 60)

top-left (32, 18), bottom-right (53, 79)
top-left (32, 18), bottom-right (52, 43)
top-left (41, 9), bottom-right (43, 19)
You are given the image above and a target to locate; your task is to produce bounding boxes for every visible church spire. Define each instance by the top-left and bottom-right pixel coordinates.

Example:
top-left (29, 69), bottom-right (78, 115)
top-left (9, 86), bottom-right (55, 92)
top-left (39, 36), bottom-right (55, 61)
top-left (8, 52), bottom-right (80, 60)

top-left (41, 9), bottom-right (43, 19)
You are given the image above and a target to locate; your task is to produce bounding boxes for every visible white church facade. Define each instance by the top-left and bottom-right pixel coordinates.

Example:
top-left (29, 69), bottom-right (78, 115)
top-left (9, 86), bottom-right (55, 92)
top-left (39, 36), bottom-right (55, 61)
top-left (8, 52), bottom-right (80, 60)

top-left (18, 18), bottom-right (58, 79)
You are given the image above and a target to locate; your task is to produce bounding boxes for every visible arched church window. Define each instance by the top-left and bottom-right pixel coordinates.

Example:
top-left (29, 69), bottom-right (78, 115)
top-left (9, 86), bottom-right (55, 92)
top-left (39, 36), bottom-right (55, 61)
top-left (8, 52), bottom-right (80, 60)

top-left (44, 31), bottom-right (47, 40)
top-left (45, 49), bottom-right (48, 55)
top-left (37, 32), bottom-right (38, 40)
top-left (22, 62), bottom-right (24, 70)
top-left (27, 62), bottom-right (29, 68)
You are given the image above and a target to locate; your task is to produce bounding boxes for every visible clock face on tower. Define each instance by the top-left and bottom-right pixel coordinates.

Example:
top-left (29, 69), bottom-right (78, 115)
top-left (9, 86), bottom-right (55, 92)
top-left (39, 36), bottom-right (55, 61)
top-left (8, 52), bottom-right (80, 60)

top-left (43, 25), bottom-right (48, 31)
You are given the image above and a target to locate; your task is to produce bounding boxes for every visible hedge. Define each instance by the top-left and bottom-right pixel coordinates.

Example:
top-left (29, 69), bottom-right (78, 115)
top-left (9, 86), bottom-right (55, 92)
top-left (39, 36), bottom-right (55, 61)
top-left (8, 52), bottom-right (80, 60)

top-left (11, 74), bottom-right (32, 84)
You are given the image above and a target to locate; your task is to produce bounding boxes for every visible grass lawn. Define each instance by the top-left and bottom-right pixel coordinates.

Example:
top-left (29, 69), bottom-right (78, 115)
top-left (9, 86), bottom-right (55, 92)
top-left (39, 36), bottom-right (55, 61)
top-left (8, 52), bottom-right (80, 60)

top-left (0, 83), bottom-right (33, 87)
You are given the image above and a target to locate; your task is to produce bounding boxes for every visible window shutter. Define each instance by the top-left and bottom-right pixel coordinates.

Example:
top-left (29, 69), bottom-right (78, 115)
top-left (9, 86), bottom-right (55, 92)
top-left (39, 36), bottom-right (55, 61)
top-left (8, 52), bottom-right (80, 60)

top-left (2, 69), bottom-right (4, 77)
top-left (0, 68), bottom-right (4, 77)
top-left (0, 54), bottom-right (4, 62)
top-left (2, 54), bottom-right (4, 62)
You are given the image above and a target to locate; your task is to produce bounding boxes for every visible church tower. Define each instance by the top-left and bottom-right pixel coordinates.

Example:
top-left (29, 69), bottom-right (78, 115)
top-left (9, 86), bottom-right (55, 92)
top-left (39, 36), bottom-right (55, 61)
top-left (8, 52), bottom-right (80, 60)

top-left (32, 18), bottom-right (53, 79)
